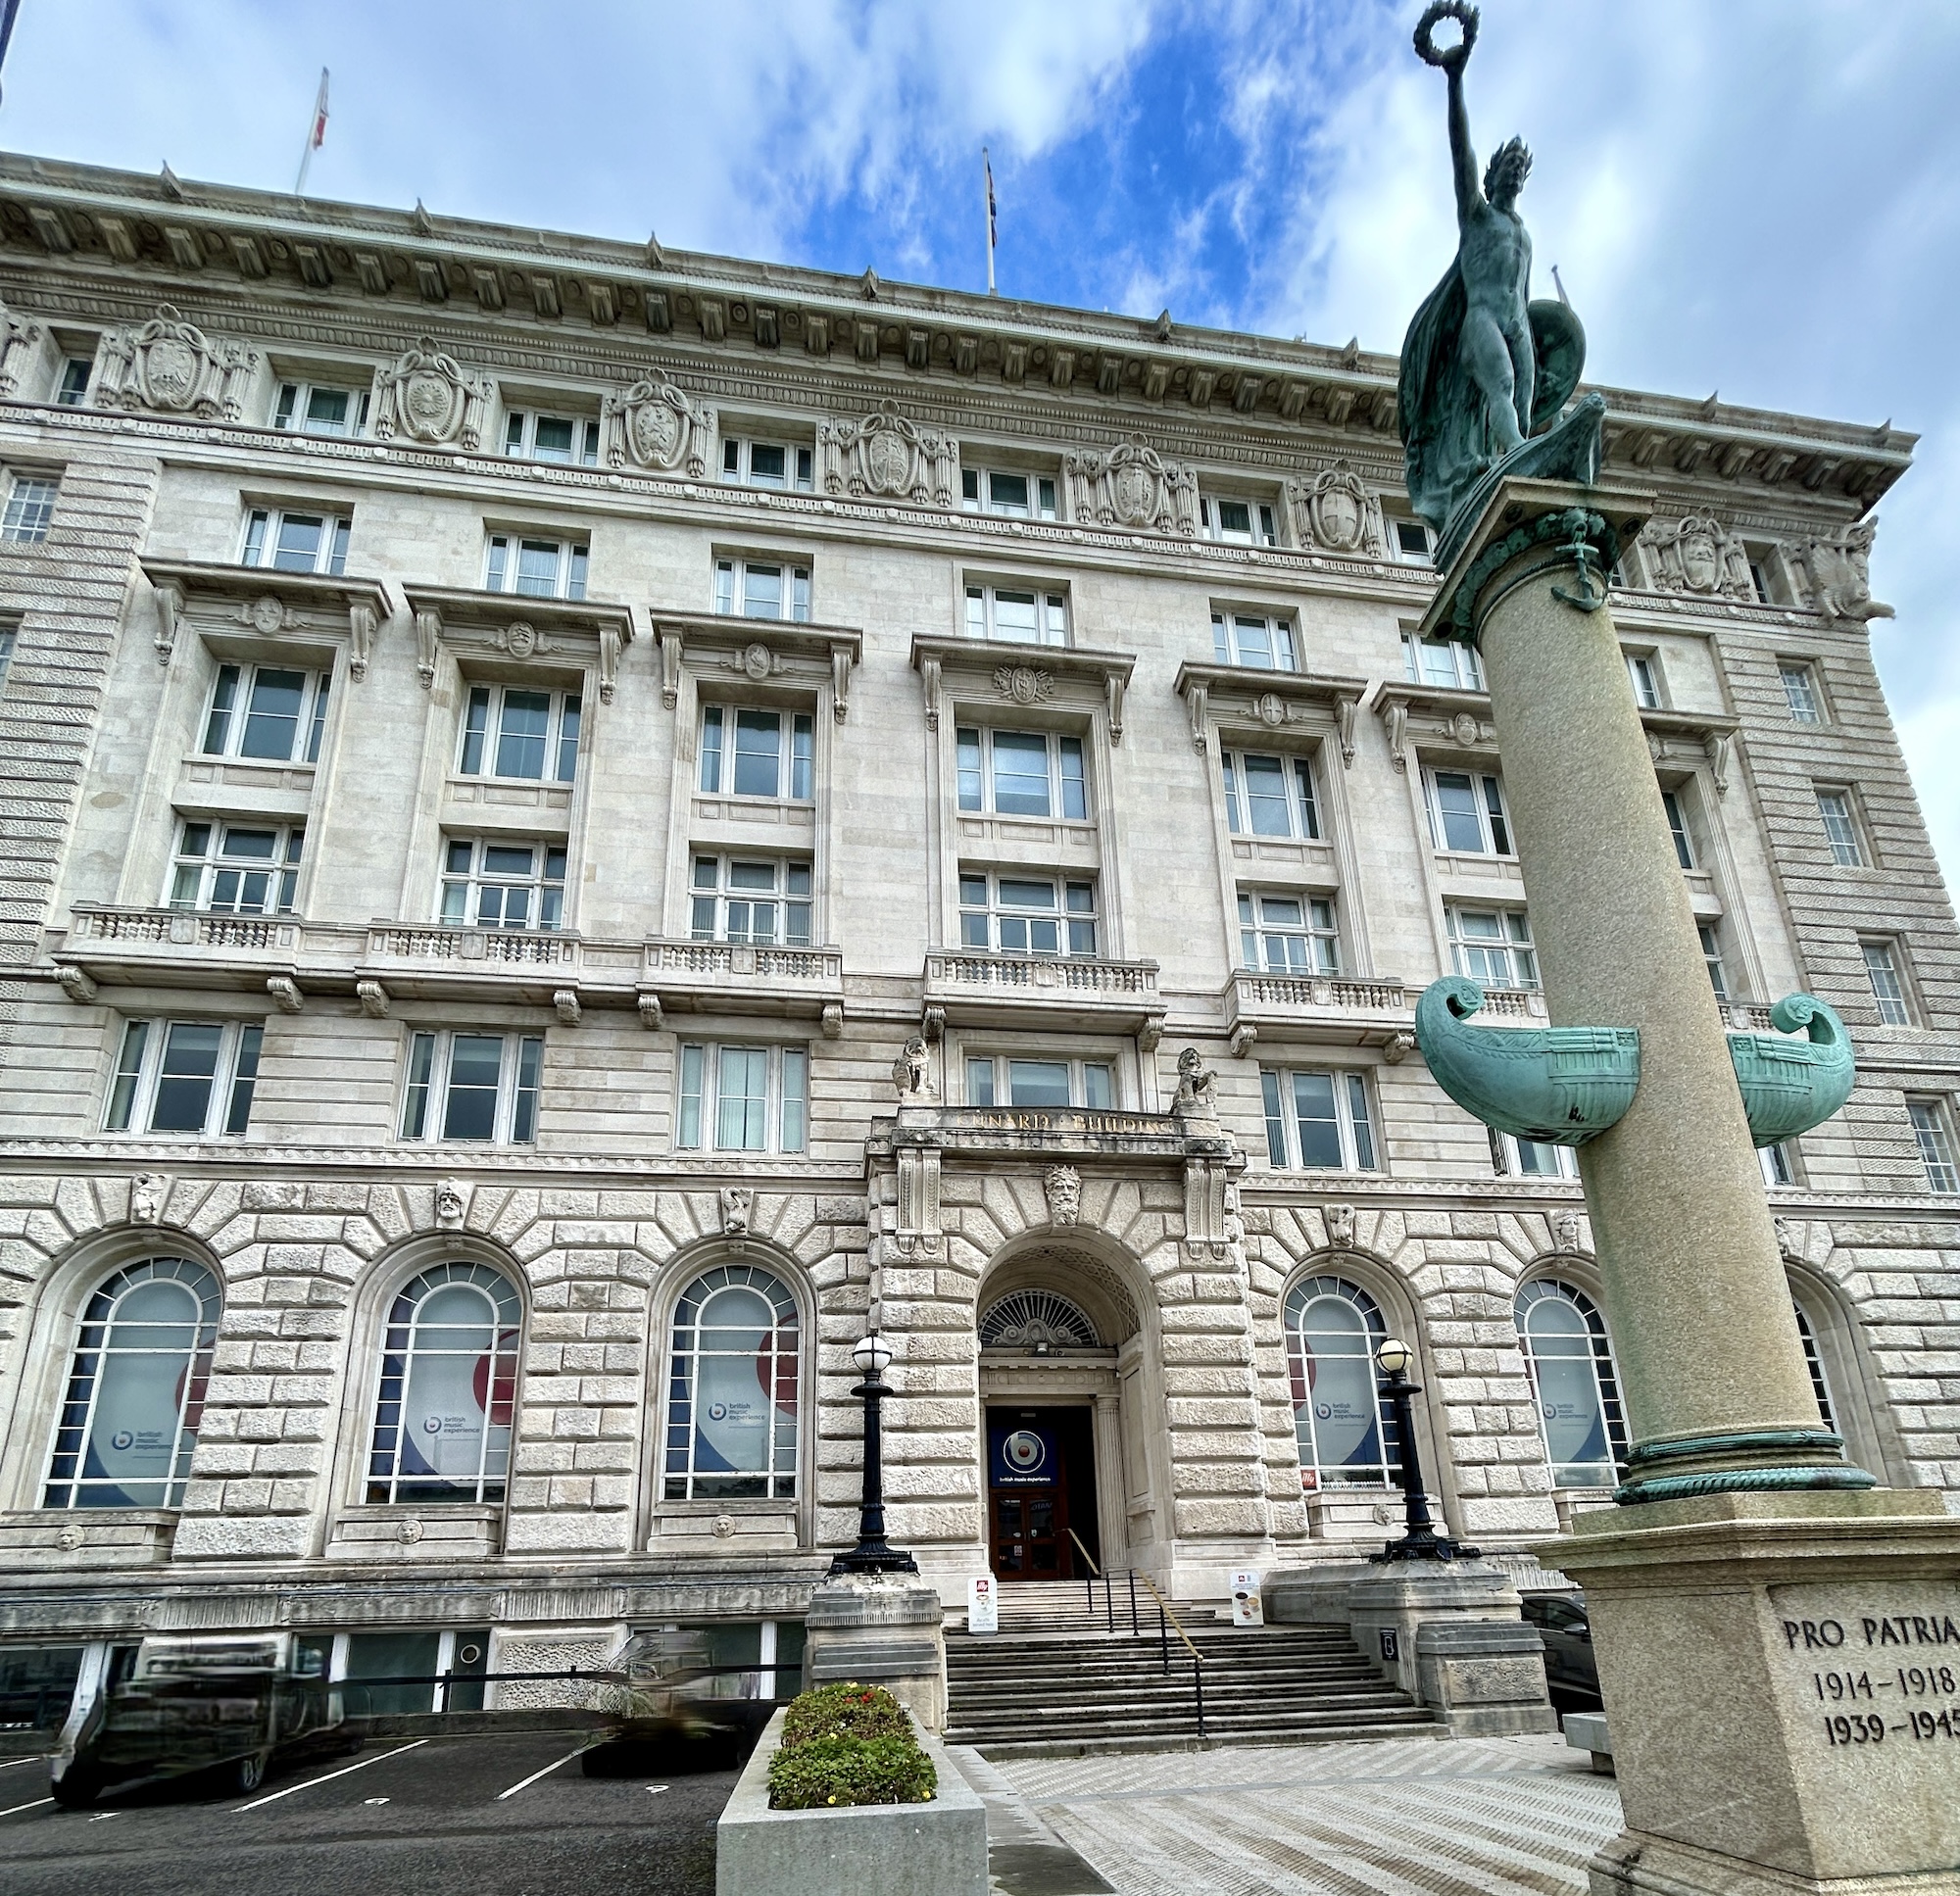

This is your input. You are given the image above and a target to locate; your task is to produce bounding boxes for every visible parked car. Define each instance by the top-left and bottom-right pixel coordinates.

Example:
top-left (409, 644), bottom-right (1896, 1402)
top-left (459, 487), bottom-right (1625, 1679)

top-left (581, 1629), bottom-right (780, 1774)
top-left (50, 1631), bottom-right (351, 1807)
top-left (1520, 1591), bottom-right (1600, 1704)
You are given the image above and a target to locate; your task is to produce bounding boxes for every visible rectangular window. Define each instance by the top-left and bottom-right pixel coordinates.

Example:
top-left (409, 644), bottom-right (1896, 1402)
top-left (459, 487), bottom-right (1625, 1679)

top-left (399, 1030), bottom-right (546, 1144)
top-left (1426, 768), bottom-right (1511, 855)
top-left (1200, 495), bottom-right (1279, 547)
top-left (696, 705), bottom-right (814, 801)
top-left (457, 683), bottom-right (581, 783)
top-left (1, 474), bottom-right (59, 544)
top-left (1446, 906), bottom-right (1539, 990)
top-left (965, 1053), bottom-right (1114, 1109)
top-left (690, 854), bottom-right (813, 947)
top-left (483, 531), bottom-right (588, 601)
top-left (1780, 662), bottom-right (1822, 723)
top-left (956, 727), bottom-right (1088, 820)
top-left (104, 1017), bottom-right (264, 1137)
top-left (1261, 1067), bottom-right (1378, 1172)
top-left (272, 380), bottom-right (371, 438)
top-left (1760, 1142), bottom-right (1795, 1188)
top-left (959, 465), bottom-right (1057, 519)
top-left (1625, 652), bottom-right (1661, 708)
top-left (1400, 630), bottom-right (1482, 690)
top-left (169, 820), bottom-right (305, 914)
top-left (56, 356), bottom-right (92, 407)
top-left (1209, 610), bottom-right (1298, 671)
top-left (1497, 1132), bottom-right (1578, 1179)
top-left (713, 557), bottom-right (810, 623)
top-left (1239, 891), bottom-right (1339, 974)
top-left (1222, 750), bottom-right (1319, 840)
top-left (0, 621), bottom-right (15, 692)
top-left (1698, 923), bottom-right (1730, 1003)
top-left (241, 507), bottom-right (350, 576)
top-left (958, 871), bottom-right (1098, 957)
top-left (964, 583), bottom-right (1068, 647)
top-left (1861, 940), bottom-right (1911, 1026)
top-left (201, 661), bottom-right (332, 764)
top-left (722, 436), bottom-right (815, 492)
top-left (674, 1042), bottom-right (808, 1153)
top-left (1908, 1099), bottom-right (1958, 1193)
top-left (1662, 789), bottom-right (1695, 870)
top-left (439, 837), bottom-right (567, 931)
top-left (1815, 788), bottom-right (1864, 866)
top-left (1389, 518), bottom-right (1432, 562)
top-left (503, 410), bottom-right (600, 465)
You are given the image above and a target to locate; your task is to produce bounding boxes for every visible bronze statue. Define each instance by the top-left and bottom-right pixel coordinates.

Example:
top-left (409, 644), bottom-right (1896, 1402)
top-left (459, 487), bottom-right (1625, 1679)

top-left (1399, 1), bottom-right (1597, 564)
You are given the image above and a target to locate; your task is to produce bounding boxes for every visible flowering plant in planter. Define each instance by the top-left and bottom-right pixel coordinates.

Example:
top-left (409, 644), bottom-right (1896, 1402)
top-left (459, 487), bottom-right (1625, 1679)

top-left (766, 1682), bottom-right (937, 1809)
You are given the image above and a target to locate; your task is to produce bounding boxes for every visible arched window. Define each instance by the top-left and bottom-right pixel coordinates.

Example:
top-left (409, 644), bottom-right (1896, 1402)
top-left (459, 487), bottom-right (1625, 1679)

top-left (367, 1262), bottom-right (520, 1504)
top-left (1790, 1299), bottom-right (1837, 1430)
top-left (45, 1257), bottom-right (220, 1510)
top-left (664, 1264), bottom-right (800, 1501)
top-left (978, 1289), bottom-right (1099, 1352)
top-left (1516, 1279), bottom-right (1628, 1487)
top-left (1284, 1275), bottom-right (1399, 1487)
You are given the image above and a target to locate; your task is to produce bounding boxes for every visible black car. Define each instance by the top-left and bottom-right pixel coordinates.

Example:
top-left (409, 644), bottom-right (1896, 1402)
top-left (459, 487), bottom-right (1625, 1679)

top-left (1520, 1591), bottom-right (1600, 1704)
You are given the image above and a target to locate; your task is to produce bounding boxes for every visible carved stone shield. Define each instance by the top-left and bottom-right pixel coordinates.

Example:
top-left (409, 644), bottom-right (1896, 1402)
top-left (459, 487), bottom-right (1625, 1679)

top-left (403, 369), bottom-right (460, 440)
top-left (143, 336), bottom-right (199, 408)
top-left (864, 424), bottom-right (909, 495)
top-left (1256, 692), bottom-right (1286, 728)
top-left (1681, 531), bottom-right (1720, 593)
top-left (1313, 484), bottom-right (1361, 550)
top-left (506, 621), bottom-right (538, 658)
top-left (632, 399), bottom-right (680, 465)
top-left (1111, 459), bottom-right (1155, 525)
top-left (248, 596), bottom-right (286, 636)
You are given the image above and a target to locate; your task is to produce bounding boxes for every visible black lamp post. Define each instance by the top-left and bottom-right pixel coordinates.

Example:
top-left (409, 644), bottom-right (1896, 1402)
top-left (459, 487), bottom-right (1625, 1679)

top-left (1370, 1336), bottom-right (1478, 1563)
top-left (828, 1330), bottom-right (918, 1576)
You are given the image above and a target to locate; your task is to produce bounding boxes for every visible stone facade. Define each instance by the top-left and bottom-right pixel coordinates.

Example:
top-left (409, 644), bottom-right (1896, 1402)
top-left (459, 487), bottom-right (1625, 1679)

top-left (0, 156), bottom-right (1953, 1670)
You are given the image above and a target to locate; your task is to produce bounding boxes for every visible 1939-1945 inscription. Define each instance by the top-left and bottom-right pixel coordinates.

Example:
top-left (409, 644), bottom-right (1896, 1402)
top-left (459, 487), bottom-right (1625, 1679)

top-left (1780, 1607), bottom-right (1960, 1750)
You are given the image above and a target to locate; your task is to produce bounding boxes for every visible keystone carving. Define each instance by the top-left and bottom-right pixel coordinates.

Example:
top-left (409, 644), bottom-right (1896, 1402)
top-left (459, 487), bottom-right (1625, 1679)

top-left (435, 1180), bottom-right (466, 1227)
top-left (1324, 1202), bottom-right (1356, 1248)
top-left (96, 306), bottom-right (259, 420)
top-left (993, 664), bottom-right (1053, 707)
top-left (818, 400), bottom-right (957, 507)
top-left (719, 1186), bottom-right (754, 1237)
top-left (600, 370), bottom-right (715, 476)
top-left (1289, 462), bottom-right (1387, 557)
top-left (129, 1173), bottom-right (168, 1225)
top-left (372, 337), bottom-right (493, 451)
top-left (1043, 1165), bottom-right (1082, 1228)
top-left (1063, 434), bottom-right (1199, 535)
top-left (1790, 520), bottom-right (1893, 624)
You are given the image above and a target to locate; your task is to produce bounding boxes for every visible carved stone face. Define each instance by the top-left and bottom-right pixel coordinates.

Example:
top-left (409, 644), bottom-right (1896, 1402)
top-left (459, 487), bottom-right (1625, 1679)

top-left (1682, 532), bottom-right (1720, 592)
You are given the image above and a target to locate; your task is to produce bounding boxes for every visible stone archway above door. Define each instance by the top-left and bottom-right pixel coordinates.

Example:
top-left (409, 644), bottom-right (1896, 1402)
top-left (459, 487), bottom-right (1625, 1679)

top-left (979, 1288), bottom-right (1100, 1352)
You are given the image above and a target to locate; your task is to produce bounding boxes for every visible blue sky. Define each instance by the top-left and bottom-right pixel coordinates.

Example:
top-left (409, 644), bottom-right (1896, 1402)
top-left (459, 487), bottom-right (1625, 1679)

top-left (4, 0), bottom-right (1957, 882)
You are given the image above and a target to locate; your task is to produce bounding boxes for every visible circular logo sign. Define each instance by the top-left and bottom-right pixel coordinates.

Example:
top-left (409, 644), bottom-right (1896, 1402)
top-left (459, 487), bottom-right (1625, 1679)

top-left (708, 1401), bottom-right (729, 1422)
top-left (422, 1415), bottom-right (443, 1434)
top-left (1004, 1430), bottom-right (1047, 1475)
top-left (111, 1430), bottom-right (134, 1451)
top-left (1315, 1403), bottom-right (1332, 1421)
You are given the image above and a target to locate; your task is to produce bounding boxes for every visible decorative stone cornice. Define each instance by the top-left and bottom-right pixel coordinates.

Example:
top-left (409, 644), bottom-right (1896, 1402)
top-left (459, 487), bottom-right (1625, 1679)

top-left (138, 558), bottom-right (389, 677)
top-left (650, 608), bottom-right (862, 720)
top-left (1172, 661), bottom-right (1368, 762)
top-left (399, 583), bottom-right (633, 701)
top-left (910, 633), bottom-right (1135, 743)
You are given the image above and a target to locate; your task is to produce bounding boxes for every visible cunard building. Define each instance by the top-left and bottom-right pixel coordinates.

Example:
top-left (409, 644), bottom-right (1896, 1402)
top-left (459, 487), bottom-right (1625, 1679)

top-left (0, 152), bottom-right (1952, 1703)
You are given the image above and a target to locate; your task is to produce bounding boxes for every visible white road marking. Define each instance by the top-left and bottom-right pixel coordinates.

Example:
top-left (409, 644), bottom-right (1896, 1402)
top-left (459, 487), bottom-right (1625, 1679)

top-left (86, 1812), bottom-right (121, 1823)
top-left (234, 1738), bottom-right (429, 1812)
top-left (647, 1785), bottom-right (668, 1795)
top-left (0, 1758), bottom-right (40, 1772)
top-left (0, 1796), bottom-right (53, 1818)
top-left (364, 1797), bottom-right (389, 1806)
top-left (495, 1740), bottom-right (598, 1801)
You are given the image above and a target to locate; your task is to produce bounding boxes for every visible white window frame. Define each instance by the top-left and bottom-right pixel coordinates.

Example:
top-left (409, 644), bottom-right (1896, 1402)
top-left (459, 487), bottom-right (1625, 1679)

top-left (1662, 789), bottom-right (1696, 870)
top-left (200, 660), bottom-right (333, 765)
top-left (1209, 610), bottom-right (1297, 671)
top-left (963, 1052), bottom-right (1115, 1110)
top-left (104, 1017), bottom-right (264, 1137)
top-left (697, 704), bottom-right (813, 802)
top-left (721, 436), bottom-right (814, 493)
top-left (55, 356), bottom-right (92, 407)
top-left (1401, 630), bottom-right (1482, 690)
top-left (1261, 1067), bottom-right (1379, 1172)
top-left (1515, 1279), bottom-right (1628, 1486)
top-left (1, 472), bottom-right (59, 544)
top-left (1761, 1142), bottom-right (1797, 1188)
top-left (399, 1029), bottom-right (545, 1145)
top-left (273, 380), bottom-right (370, 438)
top-left (242, 507), bottom-right (349, 575)
top-left (956, 725), bottom-right (1089, 821)
top-left (1425, 767), bottom-right (1512, 856)
top-left (1861, 939), bottom-right (1912, 1026)
top-left (1223, 749), bottom-right (1320, 840)
top-left (964, 583), bottom-right (1067, 647)
top-left (675, 1042), bottom-right (808, 1154)
top-left (169, 819), bottom-right (305, 915)
top-left (1199, 493), bottom-right (1279, 546)
top-left (1388, 517), bottom-right (1433, 563)
top-left (1780, 660), bottom-right (1824, 724)
top-left (1625, 651), bottom-right (1662, 708)
top-left (1909, 1098), bottom-right (1959, 1193)
top-left (958, 870), bottom-right (1099, 958)
top-left (689, 853), bottom-right (813, 947)
top-left (714, 557), bottom-right (810, 622)
top-left (663, 1264), bottom-right (802, 1501)
top-left (1496, 1132), bottom-right (1577, 1179)
top-left (440, 836), bottom-right (567, 931)
top-left (0, 621), bottom-right (16, 692)
top-left (1284, 1276), bottom-right (1398, 1488)
top-left (1815, 786), bottom-right (1865, 866)
top-left (960, 465), bottom-right (1055, 519)
top-left (1446, 905), bottom-right (1539, 990)
top-left (503, 409), bottom-right (600, 465)
top-left (484, 531), bottom-right (588, 601)
top-left (457, 682), bottom-right (581, 785)
top-left (1239, 889), bottom-right (1340, 974)
top-left (1698, 922), bottom-right (1730, 1003)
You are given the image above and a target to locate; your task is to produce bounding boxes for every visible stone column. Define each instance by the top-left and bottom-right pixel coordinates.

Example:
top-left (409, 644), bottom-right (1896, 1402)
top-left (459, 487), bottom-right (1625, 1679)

top-left (1443, 481), bottom-right (1848, 1493)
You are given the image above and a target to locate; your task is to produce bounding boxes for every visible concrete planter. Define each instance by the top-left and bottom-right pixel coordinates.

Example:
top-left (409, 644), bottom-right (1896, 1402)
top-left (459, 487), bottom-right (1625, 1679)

top-left (714, 1707), bottom-right (988, 1896)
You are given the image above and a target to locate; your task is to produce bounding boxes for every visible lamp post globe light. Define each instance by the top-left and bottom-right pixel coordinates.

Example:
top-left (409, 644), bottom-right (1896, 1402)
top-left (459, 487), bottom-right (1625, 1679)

top-left (1370, 1335), bottom-right (1478, 1564)
top-left (827, 1328), bottom-right (918, 1577)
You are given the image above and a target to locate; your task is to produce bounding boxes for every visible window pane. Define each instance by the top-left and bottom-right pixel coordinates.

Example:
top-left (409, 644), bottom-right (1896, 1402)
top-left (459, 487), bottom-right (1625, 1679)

top-left (989, 471), bottom-right (1030, 513)
top-left (149, 1023), bottom-right (222, 1134)
top-left (495, 691), bottom-right (551, 779)
top-left (1433, 772), bottom-right (1484, 851)
top-left (1083, 1063), bottom-right (1113, 1109)
top-left (1243, 755), bottom-right (1293, 836)
top-left (239, 670), bottom-right (307, 760)
top-left (743, 564), bottom-right (783, 619)
top-left (990, 731), bottom-right (1052, 815)
top-left (270, 514), bottom-right (324, 572)
top-left (515, 540), bottom-right (562, 597)
top-left (442, 1036), bottom-right (505, 1141)
top-left (991, 591), bottom-right (1039, 642)
top-left (967, 1057), bottom-right (996, 1107)
top-left (678, 1045), bottom-right (704, 1149)
top-left (779, 1048), bottom-right (808, 1152)
top-left (1290, 1071), bottom-right (1343, 1168)
top-left (716, 1047), bottom-right (769, 1150)
top-left (732, 710), bottom-right (783, 798)
top-left (1006, 1060), bottom-right (1071, 1108)
top-left (1234, 616), bottom-right (1273, 668)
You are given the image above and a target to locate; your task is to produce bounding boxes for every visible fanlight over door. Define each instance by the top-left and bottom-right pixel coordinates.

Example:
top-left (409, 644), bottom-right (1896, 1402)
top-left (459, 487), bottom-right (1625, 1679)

top-left (978, 1289), bottom-right (1099, 1352)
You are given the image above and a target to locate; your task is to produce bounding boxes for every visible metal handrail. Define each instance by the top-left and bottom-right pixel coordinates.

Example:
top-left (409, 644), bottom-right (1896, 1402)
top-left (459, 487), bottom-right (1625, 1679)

top-left (1042, 1532), bottom-right (1205, 1739)
top-left (1134, 1571), bottom-right (1206, 1740)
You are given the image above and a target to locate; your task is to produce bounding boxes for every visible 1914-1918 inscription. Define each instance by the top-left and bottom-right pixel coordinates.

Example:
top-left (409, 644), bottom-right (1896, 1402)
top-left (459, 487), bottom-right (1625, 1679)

top-left (1778, 1603), bottom-right (1960, 1751)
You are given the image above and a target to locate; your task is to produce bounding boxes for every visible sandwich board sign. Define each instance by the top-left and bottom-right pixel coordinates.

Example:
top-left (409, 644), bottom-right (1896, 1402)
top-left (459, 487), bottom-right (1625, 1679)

top-left (1230, 1570), bottom-right (1264, 1628)
top-left (967, 1574), bottom-right (999, 1634)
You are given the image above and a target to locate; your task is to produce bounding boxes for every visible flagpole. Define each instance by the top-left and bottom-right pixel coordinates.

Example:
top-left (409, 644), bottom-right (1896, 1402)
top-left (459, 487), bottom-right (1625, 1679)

top-left (295, 68), bottom-right (328, 197)
top-left (983, 147), bottom-right (996, 296)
